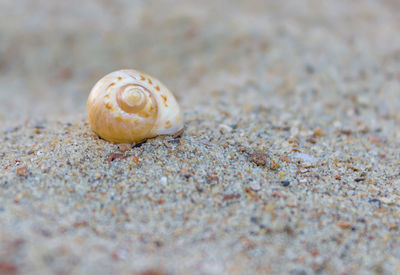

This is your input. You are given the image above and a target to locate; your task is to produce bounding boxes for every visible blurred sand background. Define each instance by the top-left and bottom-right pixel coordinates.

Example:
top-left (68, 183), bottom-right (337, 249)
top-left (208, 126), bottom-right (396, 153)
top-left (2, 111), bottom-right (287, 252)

top-left (1, 0), bottom-right (400, 274)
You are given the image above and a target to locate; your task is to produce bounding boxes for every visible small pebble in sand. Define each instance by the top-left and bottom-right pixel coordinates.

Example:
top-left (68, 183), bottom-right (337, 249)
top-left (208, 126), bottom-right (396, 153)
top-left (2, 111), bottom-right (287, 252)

top-left (118, 143), bottom-right (131, 153)
top-left (223, 194), bottom-right (241, 201)
top-left (368, 198), bottom-right (381, 207)
top-left (219, 124), bottom-right (233, 133)
top-left (340, 129), bottom-right (352, 135)
top-left (16, 166), bottom-right (28, 177)
top-left (249, 181), bottom-right (261, 191)
top-left (337, 221), bottom-right (351, 229)
top-left (160, 177), bottom-right (168, 186)
top-left (306, 136), bottom-right (317, 144)
top-left (237, 146), bottom-right (247, 153)
top-left (314, 129), bottom-right (324, 136)
top-left (281, 180), bottom-right (290, 187)
top-left (132, 156), bottom-right (139, 164)
top-left (105, 153), bottom-right (128, 163)
top-left (250, 150), bottom-right (267, 166)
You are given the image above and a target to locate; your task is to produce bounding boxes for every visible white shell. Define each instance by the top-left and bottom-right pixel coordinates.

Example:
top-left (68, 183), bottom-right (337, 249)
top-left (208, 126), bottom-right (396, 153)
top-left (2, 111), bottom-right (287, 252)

top-left (87, 69), bottom-right (183, 144)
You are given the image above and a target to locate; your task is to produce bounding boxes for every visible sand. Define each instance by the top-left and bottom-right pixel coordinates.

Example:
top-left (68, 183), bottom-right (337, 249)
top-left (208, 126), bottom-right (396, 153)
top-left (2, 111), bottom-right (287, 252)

top-left (1, 0), bottom-right (400, 274)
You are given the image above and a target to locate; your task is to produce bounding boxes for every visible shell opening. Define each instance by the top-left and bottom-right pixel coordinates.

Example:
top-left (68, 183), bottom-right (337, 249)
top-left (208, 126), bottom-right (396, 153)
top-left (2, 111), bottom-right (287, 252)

top-left (117, 85), bottom-right (147, 113)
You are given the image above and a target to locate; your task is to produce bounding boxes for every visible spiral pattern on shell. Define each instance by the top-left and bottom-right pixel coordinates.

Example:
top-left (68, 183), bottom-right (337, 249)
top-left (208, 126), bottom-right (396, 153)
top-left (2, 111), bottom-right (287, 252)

top-left (87, 69), bottom-right (183, 144)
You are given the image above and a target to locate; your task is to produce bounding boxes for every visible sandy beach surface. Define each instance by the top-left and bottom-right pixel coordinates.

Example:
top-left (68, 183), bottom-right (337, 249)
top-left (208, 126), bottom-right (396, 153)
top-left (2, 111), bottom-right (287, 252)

top-left (1, 1), bottom-right (400, 274)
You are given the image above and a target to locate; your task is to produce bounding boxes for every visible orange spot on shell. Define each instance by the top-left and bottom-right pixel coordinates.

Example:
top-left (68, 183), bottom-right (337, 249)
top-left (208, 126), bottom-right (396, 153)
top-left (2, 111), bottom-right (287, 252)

top-left (161, 95), bottom-right (168, 107)
top-left (107, 83), bottom-right (116, 89)
top-left (142, 112), bottom-right (150, 118)
top-left (148, 78), bottom-right (152, 85)
top-left (155, 86), bottom-right (160, 91)
top-left (165, 120), bottom-right (171, 129)
top-left (105, 102), bottom-right (113, 110)
top-left (114, 116), bottom-right (133, 123)
top-left (140, 75), bottom-right (145, 81)
top-left (117, 77), bottom-right (122, 80)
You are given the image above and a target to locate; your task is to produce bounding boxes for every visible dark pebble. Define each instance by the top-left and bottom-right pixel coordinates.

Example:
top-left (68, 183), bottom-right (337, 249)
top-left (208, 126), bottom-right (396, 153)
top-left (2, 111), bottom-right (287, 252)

top-left (368, 198), bottom-right (381, 207)
top-left (357, 218), bottom-right (366, 223)
top-left (281, 180), bottom-right (290, 187)
top-left (132, 141), bottom-right (146, 148)
top-left (250, 216), bottom-right (259, 223)
top-left (354, 178), bottom-right (365, 182)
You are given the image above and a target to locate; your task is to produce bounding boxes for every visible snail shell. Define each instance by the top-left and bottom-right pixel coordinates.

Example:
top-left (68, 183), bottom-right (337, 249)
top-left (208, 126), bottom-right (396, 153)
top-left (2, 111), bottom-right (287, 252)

top-left (87, 69), bottom-right (183, 144)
